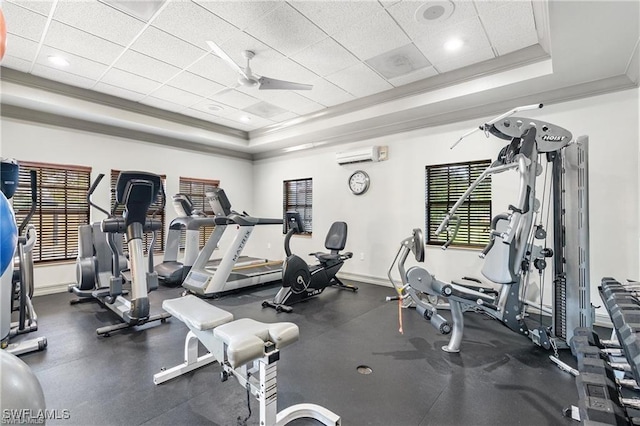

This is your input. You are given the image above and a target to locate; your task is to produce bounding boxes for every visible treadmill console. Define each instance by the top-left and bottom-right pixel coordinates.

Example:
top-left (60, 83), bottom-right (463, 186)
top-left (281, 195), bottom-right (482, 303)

top-left (206, 188), bottom-right (233, 217)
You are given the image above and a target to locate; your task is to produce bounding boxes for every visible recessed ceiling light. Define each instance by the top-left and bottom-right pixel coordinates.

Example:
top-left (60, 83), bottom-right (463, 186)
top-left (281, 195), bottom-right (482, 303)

top-left (444, 38), bottom-right (464, 52)
top-left (207, 104), bottom-right (224, 112)
top-left (47, 55), bottom-right (69, 67)
top-left (240, 115), bottom-right (252, 122)
top-left (415, 1), bottom-right (455, 24)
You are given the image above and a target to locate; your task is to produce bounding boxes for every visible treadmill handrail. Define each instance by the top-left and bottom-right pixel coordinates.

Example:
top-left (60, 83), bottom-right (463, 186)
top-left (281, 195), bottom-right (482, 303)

top-left (168, 216), bottom-right (219, 231)
top-left (225, 213), bottom-right (283, 226)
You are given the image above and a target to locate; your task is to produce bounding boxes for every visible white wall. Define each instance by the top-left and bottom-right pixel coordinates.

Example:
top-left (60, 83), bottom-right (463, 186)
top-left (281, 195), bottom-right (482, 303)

top-left (251, 88), bottom-right (640, 320)
top-left (0, 117), bottom-right (254, 293)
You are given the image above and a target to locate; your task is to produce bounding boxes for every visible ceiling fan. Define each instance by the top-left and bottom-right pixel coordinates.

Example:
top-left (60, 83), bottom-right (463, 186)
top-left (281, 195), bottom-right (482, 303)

top-left (206, 41), bottom-right (313, 91)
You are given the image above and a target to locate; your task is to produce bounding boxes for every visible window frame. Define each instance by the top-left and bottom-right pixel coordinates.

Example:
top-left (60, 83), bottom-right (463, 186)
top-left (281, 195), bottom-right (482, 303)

top-left (425, 159), bottom-right (492, 249)
top-left (283, 178), bottom-right (313, 235)
top-left (13, 161), bottom-right (91, 264)
top-left (177, 176), bottom-right (220, 249)
top-left (110, 169), bottom-right (166, 254)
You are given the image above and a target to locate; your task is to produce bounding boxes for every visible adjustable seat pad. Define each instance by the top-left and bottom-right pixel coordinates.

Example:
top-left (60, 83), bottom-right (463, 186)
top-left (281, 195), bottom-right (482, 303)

top-left (162, 295), bottom-right (233, 331)
top-left (214, 319), bottom-right (299, 368)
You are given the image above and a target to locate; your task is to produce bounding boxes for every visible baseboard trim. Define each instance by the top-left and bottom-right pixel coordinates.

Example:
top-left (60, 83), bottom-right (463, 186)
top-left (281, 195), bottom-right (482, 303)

top-left (337, 272), bottom-right (391, 288)
top-left (34, 282), bottom-right (72, 297)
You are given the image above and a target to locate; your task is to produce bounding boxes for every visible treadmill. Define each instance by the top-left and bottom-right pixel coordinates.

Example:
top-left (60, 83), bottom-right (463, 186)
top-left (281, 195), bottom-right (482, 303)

top-left (182, 188), bottom-right (283, 297)
top-left (155, 194), bottom-right (218, 285)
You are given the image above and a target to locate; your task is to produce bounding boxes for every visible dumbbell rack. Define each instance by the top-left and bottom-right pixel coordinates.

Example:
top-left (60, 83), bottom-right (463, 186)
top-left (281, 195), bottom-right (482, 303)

top-left (569, 278), bottom-right (640, 424)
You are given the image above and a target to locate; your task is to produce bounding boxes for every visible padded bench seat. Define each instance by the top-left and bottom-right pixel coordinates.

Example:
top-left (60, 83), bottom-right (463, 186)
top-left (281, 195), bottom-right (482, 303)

top-left (162, 295), bottom-right (233, 331)
top-left (162, 295), bottom-right (299, 368)
top-left (214, 318), bottom-right (299, 368)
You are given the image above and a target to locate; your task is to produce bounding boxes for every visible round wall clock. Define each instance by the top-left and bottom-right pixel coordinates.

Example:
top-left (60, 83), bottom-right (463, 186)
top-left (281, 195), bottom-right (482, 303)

top-left (348, 170), bottom-right (370, 195)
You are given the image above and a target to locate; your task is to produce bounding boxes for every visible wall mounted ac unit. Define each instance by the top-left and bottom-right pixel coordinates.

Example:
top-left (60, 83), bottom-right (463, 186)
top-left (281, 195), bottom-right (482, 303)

top-left (336, 146), bottom-right (388, 165)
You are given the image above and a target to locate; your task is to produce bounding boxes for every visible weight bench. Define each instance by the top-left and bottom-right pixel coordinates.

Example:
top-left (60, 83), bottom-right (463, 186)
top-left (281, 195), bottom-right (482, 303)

top-left (154, 295), bottom-right (340, 426)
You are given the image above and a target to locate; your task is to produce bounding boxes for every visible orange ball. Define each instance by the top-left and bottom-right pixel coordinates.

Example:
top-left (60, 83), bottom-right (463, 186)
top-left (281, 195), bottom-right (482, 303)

top-left (0, 8), bottom-right (6, 61)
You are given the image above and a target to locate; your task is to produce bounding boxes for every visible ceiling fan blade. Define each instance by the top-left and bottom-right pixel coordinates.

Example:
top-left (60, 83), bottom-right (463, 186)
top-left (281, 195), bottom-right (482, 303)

top-left (206, 40), bottom-right (249, 80)
top-left (258, 76), bottom-right (313, 91)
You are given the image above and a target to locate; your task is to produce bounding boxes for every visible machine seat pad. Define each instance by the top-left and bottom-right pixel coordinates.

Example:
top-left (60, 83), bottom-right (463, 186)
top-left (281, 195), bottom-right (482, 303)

top-left (162, 295), bottom-right (233, 331)
top-left (312, 252), bottom-right (340, 262)
top-left (214, 319), bottom-right (299, 368)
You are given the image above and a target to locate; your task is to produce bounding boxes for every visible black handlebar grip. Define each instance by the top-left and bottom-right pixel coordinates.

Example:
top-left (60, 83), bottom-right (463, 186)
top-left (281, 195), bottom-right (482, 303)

top-left (29, 170), bottom-right (37, 202)
top-left (87, 173), bottom-right (105, 200)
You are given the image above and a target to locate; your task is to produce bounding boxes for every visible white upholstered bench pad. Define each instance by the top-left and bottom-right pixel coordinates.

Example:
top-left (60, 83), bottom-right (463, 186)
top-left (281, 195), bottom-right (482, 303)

top-left (162, 295), bottom-right (233, 331)
top-left (214, 318), bottom-right (299, 368)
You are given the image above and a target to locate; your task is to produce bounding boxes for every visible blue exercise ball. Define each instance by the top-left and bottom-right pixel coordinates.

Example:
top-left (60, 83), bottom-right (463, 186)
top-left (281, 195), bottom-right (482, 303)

top-left (1, 191), bottom-right (17, 275)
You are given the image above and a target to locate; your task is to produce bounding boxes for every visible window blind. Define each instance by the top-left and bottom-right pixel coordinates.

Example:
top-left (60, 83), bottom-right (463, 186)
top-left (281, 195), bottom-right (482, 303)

top-left (425, 160), bottom-right (492, 248)
top-left (178, 177), bottom-right (220, 248)
top-left (283, 178), bottom-right (312, 234)
top-left (13, 161), bottom-right (91, 263)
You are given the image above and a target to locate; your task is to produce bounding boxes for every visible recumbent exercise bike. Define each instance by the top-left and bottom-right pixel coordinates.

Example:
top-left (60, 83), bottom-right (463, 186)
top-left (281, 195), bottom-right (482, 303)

top-left (263, 211), bottom-right (357, 312)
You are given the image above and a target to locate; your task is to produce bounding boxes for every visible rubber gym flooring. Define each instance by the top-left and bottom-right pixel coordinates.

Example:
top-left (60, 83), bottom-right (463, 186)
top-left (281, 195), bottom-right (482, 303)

top-left (16, 281), bottom-right (582, 425)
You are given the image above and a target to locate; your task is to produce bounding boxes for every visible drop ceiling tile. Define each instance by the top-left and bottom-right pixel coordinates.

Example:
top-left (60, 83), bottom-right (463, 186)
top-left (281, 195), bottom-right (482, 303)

top-left (366, 43), bottom-right (432, 79)
top-left (31, 64), bottom-right (95, 89)
top-left (224, 110), bottom-right (273, 128)
top-left (259, 91), bottom-right (325, 115)
top-left (35, 46), bottom-right (109, 81)
top-left (290, 1), bottom-right (382, 36)
top-left (43, 21), bottom-right (125, 65)
top-left (414, 16), bottom-right (494, 72)
top-left (326, 62), bottom-right (394, 97)
top-left (269, 111), bottom-right (299, 123)
top-left (259, 57), bottom-right (318, 87)
top-left (209, 89), bottom-right (260, 109)
top-left (194, 0), bottom-right (279, 31)
top-left (1, 56), bottom-right (32, 73)
top-left (291, 37), bottom-right (360, 77)
top-left (299, 78), bottom-right (355, 107)
top-left (181, 108), bottom-right (222, 123)
top-left (53, 1), bottom-right (145, 46)
top-left (152, 1), bottom-right (240, 48)
top-left (218, 31), bottom-right (286, 72)
top-left (3, 2), bottom-right (48, 42)
top-left (93, 82), bottom-right (147, 102)
top-left (6, 0), bottom-right (53, 16)
top-left (214, 116), bottom-right (255, 132)
top-left (113, 50), bottom-right (181, 83)
top-left (140, 96), bottom-right (185, 113)
top-left (474, 0), bottom-right (517, 15)
top-left (189, 98), bottom-right (230, 116)
top-left (101, 67), bottom-right (163, 95)
top-left (388, 65), bottom-right (439, 87)
top-left (387, 0), bottom-right (478, 40)
top-left (168, 72), bottom-right (226, 98)
top-left (187, 54), bottom-right (239, 88)
top-left (130, 26), bottom-right (207, 69)
top-left (243, 101), bottom-right (288, 119)
top-left (332, 10), bottom-right (411, 60)
top-left (5, 34), bottom-right (39, 62)
top-left (479, 2), bottom-right (539, 55)
top-left (150, 85), bottom-right (205, 108)
top-left (244, 3), bottom-right (326, 56)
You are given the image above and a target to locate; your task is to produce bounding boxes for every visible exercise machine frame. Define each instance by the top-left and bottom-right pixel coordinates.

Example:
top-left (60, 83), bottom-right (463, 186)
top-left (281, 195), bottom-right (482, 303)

top-left (390, 104), bottom-right (592, 354)
top-left (68, 172), bottom-right (171, 336)
top-left (263, 211), bottom-right (356, 312)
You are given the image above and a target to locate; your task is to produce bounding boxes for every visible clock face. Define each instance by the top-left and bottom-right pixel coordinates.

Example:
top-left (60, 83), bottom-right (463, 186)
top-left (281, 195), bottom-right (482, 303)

top-left (348, 170), bottom-right (370, 195)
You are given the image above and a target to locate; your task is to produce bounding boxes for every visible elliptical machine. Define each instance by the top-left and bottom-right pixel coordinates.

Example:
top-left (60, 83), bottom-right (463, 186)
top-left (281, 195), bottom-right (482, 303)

top-left (0, 159), bottom-right (47, 355)
top-left (263, 211), bottom-right (357, 312)
top-left (68, 171), bottom-right (171, 336)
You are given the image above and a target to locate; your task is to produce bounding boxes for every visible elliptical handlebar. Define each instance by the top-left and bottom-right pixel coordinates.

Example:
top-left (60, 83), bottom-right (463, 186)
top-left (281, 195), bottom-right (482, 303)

top-left (87, 173), bottom-right (111, 218)
top-left (18, 170), bottom-right (37, 235)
